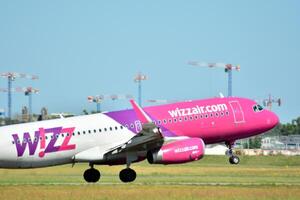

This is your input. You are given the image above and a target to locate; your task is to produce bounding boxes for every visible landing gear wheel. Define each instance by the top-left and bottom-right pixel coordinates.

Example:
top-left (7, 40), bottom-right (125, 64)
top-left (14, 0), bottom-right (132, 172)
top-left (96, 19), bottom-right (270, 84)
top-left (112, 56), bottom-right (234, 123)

top-left (229, 156), bottom-right (240, 165)
top-left (226, 141), bottom-right (240, 165)
top-left (83, 168), bottom-right (101, 183)
top-left (119, 168), bottom-right (136, 183)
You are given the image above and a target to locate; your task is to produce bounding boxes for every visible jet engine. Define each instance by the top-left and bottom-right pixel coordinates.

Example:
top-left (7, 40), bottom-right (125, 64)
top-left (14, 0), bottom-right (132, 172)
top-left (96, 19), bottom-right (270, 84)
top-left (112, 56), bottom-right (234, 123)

top-left (147, 138), bottom-right (205, 164)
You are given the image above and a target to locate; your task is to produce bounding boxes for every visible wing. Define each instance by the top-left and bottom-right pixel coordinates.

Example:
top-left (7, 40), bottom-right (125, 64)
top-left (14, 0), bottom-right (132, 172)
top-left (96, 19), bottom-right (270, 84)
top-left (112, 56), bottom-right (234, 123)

top-left (73, 100), bottom-right (164, 164)
top-left (105, 122), bottom-right (163, 155)
top-left (103, 100), bottom-right (163, 161)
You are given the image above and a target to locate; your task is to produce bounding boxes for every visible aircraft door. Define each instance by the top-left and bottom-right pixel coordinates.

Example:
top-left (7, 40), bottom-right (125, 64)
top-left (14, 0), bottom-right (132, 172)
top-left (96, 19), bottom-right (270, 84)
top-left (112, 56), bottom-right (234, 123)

top-left (135, 120), bottom-right (142, 132)
top-left (229, 101), bottom-right (245, 124)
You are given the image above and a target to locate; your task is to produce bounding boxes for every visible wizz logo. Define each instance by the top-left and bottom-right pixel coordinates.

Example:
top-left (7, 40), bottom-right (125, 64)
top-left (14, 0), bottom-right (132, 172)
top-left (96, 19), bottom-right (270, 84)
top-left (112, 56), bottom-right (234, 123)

top-left (12, 127), bottom-right (76, 157)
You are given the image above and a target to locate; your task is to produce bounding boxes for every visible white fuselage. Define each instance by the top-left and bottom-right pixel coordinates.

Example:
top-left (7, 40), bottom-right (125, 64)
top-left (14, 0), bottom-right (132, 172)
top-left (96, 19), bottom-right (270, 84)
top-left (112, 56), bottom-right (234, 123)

top-left (0, 113), bottom-right (134, 168)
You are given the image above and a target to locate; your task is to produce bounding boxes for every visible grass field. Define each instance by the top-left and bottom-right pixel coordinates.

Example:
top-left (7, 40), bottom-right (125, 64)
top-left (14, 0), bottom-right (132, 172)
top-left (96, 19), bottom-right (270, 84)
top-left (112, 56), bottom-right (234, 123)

top-left (0, 155), bottom-right (300, 200)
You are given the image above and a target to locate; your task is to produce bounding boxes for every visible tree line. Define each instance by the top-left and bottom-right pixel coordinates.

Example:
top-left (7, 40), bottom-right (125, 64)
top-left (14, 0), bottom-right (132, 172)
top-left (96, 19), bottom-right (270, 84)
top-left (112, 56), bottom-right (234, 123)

top-left (267, 117), bottom-right (300, 136)
top-left (244, 117), bottom-right (300, 149)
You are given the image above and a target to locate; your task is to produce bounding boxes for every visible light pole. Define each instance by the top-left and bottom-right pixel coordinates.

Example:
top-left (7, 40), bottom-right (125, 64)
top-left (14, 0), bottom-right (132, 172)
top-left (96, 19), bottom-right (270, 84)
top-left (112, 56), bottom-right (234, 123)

top-left (134, 72), bottom-right (147, 106)
top-left (188, 61), bottom-right (240, 97)
top-left (88, 94), bottom-right (133, 113)
top-left (0, 72), bottom-right (38, 120)
top-left (263, 94), bottom-right (282, 111)
top-left (88, 95), bottom-right (104, 113)
top-left (24, 87), bottom-right (39, 122)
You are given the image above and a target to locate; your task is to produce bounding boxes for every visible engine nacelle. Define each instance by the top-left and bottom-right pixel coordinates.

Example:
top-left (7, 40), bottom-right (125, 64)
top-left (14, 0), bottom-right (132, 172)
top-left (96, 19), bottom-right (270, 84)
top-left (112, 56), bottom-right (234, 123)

top-left (147, 138), bottom-right (205, 164)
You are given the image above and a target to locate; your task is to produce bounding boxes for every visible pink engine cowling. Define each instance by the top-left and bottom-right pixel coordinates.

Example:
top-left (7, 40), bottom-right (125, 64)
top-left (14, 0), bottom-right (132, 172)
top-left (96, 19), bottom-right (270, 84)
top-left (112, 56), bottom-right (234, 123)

top-left (147, 138), bottom-right (205, 164)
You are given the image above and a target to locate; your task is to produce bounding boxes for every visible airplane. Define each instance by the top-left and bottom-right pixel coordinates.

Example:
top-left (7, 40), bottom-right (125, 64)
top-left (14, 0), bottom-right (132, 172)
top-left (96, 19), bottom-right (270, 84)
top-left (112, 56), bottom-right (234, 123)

top-left (0, 96), bottom-right (278, 183)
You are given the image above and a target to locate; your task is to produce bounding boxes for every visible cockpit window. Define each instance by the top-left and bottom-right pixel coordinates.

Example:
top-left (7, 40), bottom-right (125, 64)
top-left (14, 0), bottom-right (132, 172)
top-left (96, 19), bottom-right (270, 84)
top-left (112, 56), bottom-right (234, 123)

top-left (257, 105), bottom-right (264, 111)
top-left (253, 104), bottom-right (264, 112)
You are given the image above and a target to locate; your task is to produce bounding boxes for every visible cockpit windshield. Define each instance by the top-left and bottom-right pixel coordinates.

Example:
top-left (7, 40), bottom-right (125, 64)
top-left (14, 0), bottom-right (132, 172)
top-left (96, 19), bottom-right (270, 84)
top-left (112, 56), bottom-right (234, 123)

top-left (253, 104), bottom-right (264, 112)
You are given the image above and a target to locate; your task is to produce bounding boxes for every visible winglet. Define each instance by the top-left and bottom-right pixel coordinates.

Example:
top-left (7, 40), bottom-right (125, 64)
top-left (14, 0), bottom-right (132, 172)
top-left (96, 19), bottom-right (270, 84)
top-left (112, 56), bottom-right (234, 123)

top-left (130, 100), bottom-right (152, 124)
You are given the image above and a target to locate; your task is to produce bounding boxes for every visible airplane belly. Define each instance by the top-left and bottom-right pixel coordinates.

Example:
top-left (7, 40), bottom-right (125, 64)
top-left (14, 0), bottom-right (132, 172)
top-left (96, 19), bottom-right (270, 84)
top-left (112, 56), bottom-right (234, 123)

top-left (0, 146), bottom-right (19, 168)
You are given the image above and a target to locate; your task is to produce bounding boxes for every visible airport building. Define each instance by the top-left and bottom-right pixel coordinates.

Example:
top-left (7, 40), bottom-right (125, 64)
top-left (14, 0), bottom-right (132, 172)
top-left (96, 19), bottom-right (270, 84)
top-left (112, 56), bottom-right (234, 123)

top-left (261, 135), bottom-right (300, 150)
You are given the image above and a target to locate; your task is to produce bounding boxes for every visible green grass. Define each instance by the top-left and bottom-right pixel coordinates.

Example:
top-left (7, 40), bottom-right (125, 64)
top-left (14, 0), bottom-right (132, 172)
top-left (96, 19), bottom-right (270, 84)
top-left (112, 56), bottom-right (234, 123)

top-left (0, 155), bottom-right (300, 199)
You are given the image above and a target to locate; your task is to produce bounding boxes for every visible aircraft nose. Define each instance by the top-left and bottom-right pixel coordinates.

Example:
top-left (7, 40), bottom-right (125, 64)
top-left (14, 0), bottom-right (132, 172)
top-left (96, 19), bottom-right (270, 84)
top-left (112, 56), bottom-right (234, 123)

top-left (266, 111), bottom-right (279, 128)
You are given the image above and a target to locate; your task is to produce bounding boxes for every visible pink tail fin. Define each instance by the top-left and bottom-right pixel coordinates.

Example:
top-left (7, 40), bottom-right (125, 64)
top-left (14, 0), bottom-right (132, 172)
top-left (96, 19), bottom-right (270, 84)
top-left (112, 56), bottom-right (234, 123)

top-left (130, 99), bottom-right (152, 124)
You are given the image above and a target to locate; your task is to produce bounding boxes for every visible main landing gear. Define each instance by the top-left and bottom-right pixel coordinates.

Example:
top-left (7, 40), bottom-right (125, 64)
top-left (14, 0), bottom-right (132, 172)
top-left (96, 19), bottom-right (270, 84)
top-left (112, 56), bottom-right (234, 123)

top-left (83, 163), bottom-right (137, 183)
top-left (225, 141), bottom-right (240, 165)
top-left (119, 168), bottom-right (136, 183)
top-left (119, 155), bottom-right (137, 183)
top-left (83, 164), bottom-right (101, 183)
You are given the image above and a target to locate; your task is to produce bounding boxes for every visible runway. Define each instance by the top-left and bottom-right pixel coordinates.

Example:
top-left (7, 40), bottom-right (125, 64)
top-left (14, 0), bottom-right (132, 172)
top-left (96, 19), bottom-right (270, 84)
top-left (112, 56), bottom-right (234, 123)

top-left (0, 181), bottom-right (299, 186)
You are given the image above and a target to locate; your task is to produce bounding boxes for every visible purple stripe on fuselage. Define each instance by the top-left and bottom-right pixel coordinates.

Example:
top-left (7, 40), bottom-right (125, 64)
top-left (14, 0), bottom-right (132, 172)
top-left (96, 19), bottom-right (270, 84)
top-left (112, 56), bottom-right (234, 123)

top-left (105, 109), bottom-right (176, 137)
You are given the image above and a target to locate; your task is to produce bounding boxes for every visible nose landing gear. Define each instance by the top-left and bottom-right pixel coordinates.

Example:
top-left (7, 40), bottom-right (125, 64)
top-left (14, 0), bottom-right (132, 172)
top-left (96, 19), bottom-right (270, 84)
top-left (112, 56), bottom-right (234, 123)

top-left (226, 141), bottom-right (240, 165)
top-left (229, 154), bottom-right (240, 164)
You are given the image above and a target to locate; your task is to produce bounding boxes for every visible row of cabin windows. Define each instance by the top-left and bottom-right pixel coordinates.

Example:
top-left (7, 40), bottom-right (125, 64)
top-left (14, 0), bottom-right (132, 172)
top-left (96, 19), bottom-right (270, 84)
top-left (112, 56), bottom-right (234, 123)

top-left (153, 111), bottom-right (229, 125)
top-left (124, 111), bottom-right (230, 129)
top-left (12, 125), bottom-right (125, 144)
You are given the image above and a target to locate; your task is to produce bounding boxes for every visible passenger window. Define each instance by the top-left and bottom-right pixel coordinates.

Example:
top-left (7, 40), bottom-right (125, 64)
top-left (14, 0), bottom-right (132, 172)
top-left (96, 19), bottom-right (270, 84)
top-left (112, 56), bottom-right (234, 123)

top-left (168, 119), bottom-right (172, 123)
top-left (194, 115), bottom-right (198, 120)
top-left (158, 120), bottom-right (161, 125)
top-left (174, 118), bottom-right (177, 123)
top-left (190, 116), bottom-right (193, 120)
top-left (83, 131), bottom-right (86, 134)
top-left (120, 126), bottom-right (123, 129)
top-left (99, 129), bottom-right (102, 132)
top-left (94, 129), bottom-right (96, 133)
top-left (163, 119), bottom-right (167, 124)
top-left (215, 113), bottom-right (219, 117)
top-left (184, 117), bottom-right (188, 121)
top-left (210, 113), bottom-right (214, 118)
top-left (205, 114), bottom-right (208, 118)
top-left (88, 130), bottom-right (91, 134)
top-left (115, 126), bottom-right (118, 130)
top-left (104, 128), bottom-right (107, 132)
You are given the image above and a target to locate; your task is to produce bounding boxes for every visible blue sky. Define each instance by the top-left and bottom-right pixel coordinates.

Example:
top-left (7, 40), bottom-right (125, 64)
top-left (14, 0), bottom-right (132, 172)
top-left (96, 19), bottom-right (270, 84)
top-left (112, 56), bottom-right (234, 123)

top-left (0, 0), bottom-right (299, 123)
